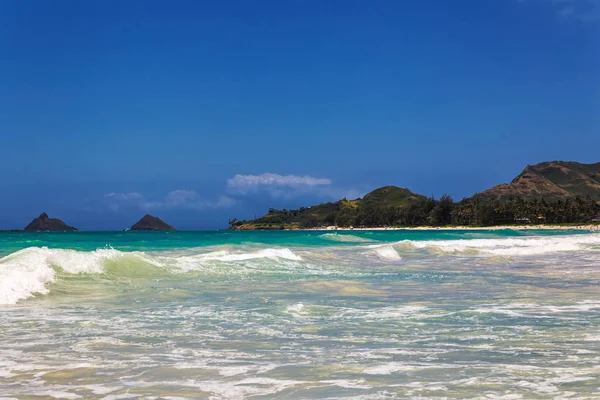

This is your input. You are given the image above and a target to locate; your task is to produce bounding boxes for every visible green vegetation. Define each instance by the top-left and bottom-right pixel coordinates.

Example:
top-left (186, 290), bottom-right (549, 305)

top-left (230, 193), bottom-right (600, 230)
top-left (228, 186), bottom-right (428, 229)
top-left (360, 186), bottom-right (425, 208)
top-left (229, 161), bottom-right (600, 230)
top-left (450, 196), bottom-right (599, 226)
top-left (478, 161), bottom-right (600, 201)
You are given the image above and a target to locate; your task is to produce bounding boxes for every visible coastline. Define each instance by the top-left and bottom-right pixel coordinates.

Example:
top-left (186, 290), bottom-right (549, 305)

top-left (303, 224), bottom-right (600, 232)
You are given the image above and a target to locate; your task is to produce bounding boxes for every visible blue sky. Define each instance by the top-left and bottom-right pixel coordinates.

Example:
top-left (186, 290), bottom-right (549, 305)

top-left (0, 0), bottom-right (598, 229)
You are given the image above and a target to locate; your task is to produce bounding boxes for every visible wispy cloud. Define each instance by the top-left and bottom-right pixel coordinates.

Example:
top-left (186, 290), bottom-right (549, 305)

top-left (226, 172), bottom-right (366, 201)
top-left (227, 173), bottom-right (332, 197)
top-left (519, 0), bottom-right (600, 22)
top-left (103, 190), bottom-right (235, 211)
top-left (104, 192), bottom-right (157, 210)
top-left (103, 172), bottom-right (360, 212)
top-left (163, 190), bottom-right (237, 210)
top-left (104, 192), bottom-right (143, 201)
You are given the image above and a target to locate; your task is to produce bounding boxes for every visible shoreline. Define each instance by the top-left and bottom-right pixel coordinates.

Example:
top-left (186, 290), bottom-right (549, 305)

top-left (303, 224), bottom-right (600, 232)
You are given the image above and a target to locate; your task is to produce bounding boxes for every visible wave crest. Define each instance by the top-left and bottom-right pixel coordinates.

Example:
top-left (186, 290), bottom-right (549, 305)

top-left (0, 247), bottom-right (126, 305)
top-left (0, 246), bottom-right (303, 304)
top-left (2, 233), bottom-right (598, 305)
top-left (399, 234), bottom-right (600, 256)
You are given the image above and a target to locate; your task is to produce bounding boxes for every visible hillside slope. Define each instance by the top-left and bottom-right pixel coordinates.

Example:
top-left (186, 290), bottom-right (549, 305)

top-left (230, 186), bottom-right (426, 230)
top-left (229, 161), bottom-right (600, 230)
top-left (475, 161), bottom-right (600, 201)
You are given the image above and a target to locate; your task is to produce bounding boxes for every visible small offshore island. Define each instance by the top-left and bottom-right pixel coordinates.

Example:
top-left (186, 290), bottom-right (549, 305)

top-left (17, 213), bottom-right (176, 232)
top-left (24, 213), bottom-right (78, 231)
top-left (129, 214), bottom-right (176, 231)
top-left (229, 160), bottom-right (600, 231)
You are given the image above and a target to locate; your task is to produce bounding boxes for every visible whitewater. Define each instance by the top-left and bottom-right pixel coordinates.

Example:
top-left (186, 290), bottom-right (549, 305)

top-left (1, 229), bottom-right (599, 398)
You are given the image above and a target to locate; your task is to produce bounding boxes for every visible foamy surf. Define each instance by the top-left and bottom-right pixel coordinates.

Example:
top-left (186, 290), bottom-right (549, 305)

top-left (0, 246), bottom-right (304, 304)
top-left (2, 233), bottom-right (599, 304)
top-left (372, 245), bottom-right (402, 260)
top-left (0, 247), bottom-right (127, 305)
top-left (2, 229), bottom-right (600, 398)
top-left (397, 233), bottom-right (600, 256)
top-left (192, 248), bottom-right (302, 262)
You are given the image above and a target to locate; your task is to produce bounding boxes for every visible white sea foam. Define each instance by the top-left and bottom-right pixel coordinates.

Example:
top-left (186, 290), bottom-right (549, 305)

top-left (81, 385), bottom-right (122, 395)
top-left (32, 391), bottom-right (82, 400)
top-left (192, 248), bottom-right (301, 262)
top-left (400, 234), bottom-right (600, 256)
top-left (115, 377), bottom-right (303, 399)
top-left (286, 303), bottom-right (305, 315)
top-left (321, 379), bottom-right (372, 389)
top-left (1, 233), bottom-right (598, 305)
top-left (372, 245), bottom-right (402, 260)
top-left (0, 246), bottom-right (303, 304)
top-left (341, 305), bottom-right (428, 320)
top-left (161, 248), bottom-right (302, 273)
top-left (469, 301), bottom-right (600, 318)
top-left (0, 249), bottom-right (55, 305)
top-left (363, 362), bottom-right (442, 375)
top-left (0, 247), bottom-right (124, 305)
top-left (217, 364), bottom-right (278, 377)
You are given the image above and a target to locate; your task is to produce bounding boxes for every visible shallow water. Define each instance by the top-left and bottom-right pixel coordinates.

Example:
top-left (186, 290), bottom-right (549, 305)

top-left (1, 230), bottom-right (599, 399)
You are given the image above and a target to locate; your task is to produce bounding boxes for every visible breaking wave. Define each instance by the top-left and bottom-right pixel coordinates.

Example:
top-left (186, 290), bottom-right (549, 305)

top-left (388, 233), bottom-right (600, 256)
top-left (372, 245), bottom-right (402, 260)
top-left (1, 233), bottom-right (598, 305)
top-left (0, 246), bottom-right (303, 305)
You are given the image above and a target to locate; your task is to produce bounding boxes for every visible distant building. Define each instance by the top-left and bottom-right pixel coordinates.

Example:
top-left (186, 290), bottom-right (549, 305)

top-left (592, 216), bottom-right (600, 223)
top-left (514, 217), bottom-right (530, 224)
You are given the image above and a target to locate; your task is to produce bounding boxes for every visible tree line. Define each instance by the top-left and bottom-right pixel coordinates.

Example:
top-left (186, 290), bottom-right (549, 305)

top-left (229, 195), bottom-right (600, 229)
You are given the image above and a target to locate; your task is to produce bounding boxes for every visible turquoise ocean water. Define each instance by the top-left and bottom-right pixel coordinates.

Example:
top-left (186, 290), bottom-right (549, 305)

top-left (1, 229), bottom-right (600, 399)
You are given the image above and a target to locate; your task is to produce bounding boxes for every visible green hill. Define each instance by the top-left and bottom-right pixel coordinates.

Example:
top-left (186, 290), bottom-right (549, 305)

top-left (229, 186), bottom-right (425, 230)
top-left (361, 186), bottom-right (426, 208)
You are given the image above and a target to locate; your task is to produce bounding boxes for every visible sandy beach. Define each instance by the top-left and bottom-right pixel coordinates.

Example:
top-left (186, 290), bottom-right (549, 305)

top-left (314, 224), bottom-right (600, 231)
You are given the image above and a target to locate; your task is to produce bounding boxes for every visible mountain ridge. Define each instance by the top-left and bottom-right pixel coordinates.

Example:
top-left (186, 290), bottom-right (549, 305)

top-left (475, 161), bottom-right (600, 201)
top-left (230, 160), bottom-right (600, 229)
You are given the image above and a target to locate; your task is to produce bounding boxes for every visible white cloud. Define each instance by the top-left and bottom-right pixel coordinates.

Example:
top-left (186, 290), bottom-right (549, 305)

top-left (227, 173), bottom-right (332, 195)
top-left (104, 192), bottom-right (143, 201)
top-left (104, 192), bottom-right (146, 211)
top-left (103, 190), bottom-right (235, 211)
top-left (140, 201), bottom-right (163, 210)
top-left (164, 190), bottom-right (235, 210)
top-left (225, 172), bottom-right (367, 201)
